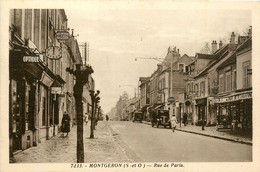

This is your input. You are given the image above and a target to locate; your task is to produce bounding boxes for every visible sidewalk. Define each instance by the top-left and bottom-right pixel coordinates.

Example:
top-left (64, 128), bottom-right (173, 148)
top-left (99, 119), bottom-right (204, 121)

top-left (11, 121), bottom-right (129, 163)
top-left (142, 121), bottom-right (252, 145)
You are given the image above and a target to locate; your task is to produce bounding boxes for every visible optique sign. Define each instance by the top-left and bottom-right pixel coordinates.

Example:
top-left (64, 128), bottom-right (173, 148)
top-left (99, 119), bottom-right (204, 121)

top-left (23, 56), bottom-right (40, 62)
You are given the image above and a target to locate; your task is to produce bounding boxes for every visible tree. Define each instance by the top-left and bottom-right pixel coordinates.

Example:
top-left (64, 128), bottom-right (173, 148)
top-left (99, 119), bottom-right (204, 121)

top-left (90, 90), bottom-right (100, 138)
top-left (199, 42), bottom-right (212, 54)
top-left (66, 64), bottom-right (94, 163)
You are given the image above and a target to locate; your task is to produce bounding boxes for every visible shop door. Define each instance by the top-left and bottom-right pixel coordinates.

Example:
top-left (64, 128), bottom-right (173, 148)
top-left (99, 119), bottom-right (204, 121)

top-left (28, 86), bottom-right (36, 131)
top-left (13, 80), bottom-right (25, 151)
top-left (198, 105), bottom-right (205, 121)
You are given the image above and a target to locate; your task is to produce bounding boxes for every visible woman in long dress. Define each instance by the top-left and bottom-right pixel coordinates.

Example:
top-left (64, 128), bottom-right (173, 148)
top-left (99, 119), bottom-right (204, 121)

top-left (61, 112), bottom-right (71, 137)
top-left (171, 115), bottom-right (178, 132)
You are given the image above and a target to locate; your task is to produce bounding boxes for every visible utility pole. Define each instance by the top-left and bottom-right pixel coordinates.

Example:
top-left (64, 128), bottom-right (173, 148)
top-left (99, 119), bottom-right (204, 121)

top-left (90, 90), bottom-right (100, 138)
top-left (66, 64), bottom-right (94, 163)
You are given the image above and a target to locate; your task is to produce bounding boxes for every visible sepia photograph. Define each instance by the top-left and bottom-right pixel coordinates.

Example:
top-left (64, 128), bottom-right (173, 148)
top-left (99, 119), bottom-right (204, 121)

top-left (1, 0), bottom-right (260, 171)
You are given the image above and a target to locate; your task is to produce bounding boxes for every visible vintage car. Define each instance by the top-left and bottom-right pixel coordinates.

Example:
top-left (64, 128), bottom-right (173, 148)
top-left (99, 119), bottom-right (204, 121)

top-left (132, 111), bottom-right (143, 123)
top-left (151, 109), bottom-right (171, 128)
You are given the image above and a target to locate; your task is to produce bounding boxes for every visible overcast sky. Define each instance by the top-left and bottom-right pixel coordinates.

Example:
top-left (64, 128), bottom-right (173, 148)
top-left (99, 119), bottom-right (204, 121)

top-left (65, 6), bottom-right (251, 114)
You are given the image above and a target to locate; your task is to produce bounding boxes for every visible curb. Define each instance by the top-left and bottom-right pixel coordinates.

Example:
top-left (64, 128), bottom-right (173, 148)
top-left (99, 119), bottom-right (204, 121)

top-left (141, 121), bottom-right (252, 145)
top-left (175, 128), bottom-right (252, 145)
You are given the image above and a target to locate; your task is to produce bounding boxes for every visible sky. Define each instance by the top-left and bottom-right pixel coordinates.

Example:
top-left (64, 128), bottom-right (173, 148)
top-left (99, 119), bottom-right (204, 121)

top-left (65, 5), bottom-right (251, 114)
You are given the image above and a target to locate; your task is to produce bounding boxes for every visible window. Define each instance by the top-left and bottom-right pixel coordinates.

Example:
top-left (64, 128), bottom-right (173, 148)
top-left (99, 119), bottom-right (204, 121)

top-left (200, 81), bottom-right (205, 96)
top-left (219, 74), bottom-right (224, 93)
top-left (178, 63), bottom-right (185, 72)
top-left (243, 61), bottom-right (251, 88)
top-left (233, 70), bottom-right (236, 90)
top-left (194, 84), bottom-right (198, 96)
top-left (225, 71), bottom-right (232, 92)
top-left (187, 83), bottom-right (190, 94)
top-left (162, 78), bottom-right (165, 89)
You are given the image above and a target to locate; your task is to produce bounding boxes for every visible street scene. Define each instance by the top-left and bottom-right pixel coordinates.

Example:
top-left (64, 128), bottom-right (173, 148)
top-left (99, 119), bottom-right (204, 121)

top-left (8, 7), bottom-right (252, 163)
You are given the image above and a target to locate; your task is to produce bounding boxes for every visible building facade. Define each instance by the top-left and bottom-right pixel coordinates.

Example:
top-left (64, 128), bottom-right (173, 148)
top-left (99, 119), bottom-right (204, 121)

top-left (9, 9), bottom-right (84, 156)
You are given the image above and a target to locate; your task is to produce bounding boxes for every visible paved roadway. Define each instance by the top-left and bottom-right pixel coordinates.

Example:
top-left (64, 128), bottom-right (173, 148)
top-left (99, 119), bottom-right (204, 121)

top-left (108, 121), bottom-right (252, 162)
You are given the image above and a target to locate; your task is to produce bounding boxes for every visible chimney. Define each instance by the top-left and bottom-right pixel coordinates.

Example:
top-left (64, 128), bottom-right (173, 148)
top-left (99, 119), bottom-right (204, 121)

top-left (211, 40), bottom-right (217, 53)
top-left (248, 26), bottom-right (252, 37)
top-left (230, 32), bottom-right (236, 44)
top-left (219, 41), bottom-right (223, 49)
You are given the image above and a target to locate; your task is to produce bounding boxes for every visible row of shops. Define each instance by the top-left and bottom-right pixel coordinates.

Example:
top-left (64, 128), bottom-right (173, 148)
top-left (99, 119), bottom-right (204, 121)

top-left (8, 9), bottom-right (83, 156)
top-left (180, 84), bottom-right (252, 132)
top-left (9, 40), bottom-right (75, 153)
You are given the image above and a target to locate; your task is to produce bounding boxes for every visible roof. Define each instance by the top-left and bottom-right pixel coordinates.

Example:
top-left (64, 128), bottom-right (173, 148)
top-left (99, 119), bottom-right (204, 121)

top-left (162, 51), bottom-right (180, 67)
top-left (236, 37), bottom-right (252, 53)
top-left (217, 53), bottom-right (236, 70)
top-left (195, 53), bottom-right (215, 59)
top-left (194, 44), bottom-right (236, 79)
top-left (139, 77), bottom-right (150, 82)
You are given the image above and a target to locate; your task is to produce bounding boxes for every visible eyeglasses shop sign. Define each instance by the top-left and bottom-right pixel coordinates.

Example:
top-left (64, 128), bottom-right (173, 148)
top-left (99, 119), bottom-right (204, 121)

top-left (56, 31), bottom-right (69, 40)
top-left (23, 55), bottom-right (43, 62)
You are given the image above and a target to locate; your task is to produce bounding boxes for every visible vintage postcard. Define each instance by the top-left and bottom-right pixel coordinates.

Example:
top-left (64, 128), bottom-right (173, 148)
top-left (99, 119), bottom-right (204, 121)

top-left (1, 0), bottom-right (260, 171)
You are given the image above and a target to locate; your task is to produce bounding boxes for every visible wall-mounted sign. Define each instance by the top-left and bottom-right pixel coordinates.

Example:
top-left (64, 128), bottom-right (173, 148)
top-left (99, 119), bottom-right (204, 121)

top-left (45, 46), bottom-right (62, 60)
top-left (23, 56), bottom-right (40, 62)
top-left (56, 31), bottom-right (69, 40)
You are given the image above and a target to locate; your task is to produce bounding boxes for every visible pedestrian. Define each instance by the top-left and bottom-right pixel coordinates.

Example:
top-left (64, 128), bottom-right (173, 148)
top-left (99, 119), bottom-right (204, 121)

top-left (106, 115), bottom-right (109, 121)
top-left (61, 111), bottom-right (71, 137)
top-left (183, 113), bottom-right (188, 126)
top-left (171, 115), bottom-right (178, 132)
top-left (84, 113), bottom-right (89, 125)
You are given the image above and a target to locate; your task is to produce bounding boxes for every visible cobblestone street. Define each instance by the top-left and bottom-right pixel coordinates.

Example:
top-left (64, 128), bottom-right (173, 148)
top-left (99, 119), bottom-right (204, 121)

top-left (12, 121), bottom-right (129, 163)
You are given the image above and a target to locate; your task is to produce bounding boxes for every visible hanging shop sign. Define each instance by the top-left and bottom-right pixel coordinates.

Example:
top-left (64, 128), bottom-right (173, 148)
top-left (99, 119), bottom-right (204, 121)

top-left (167, 97), bottom-right (175, 103)
top-left (40, 71), bottom-right (54, 87)
top-left (56, 31), bottom-right (69, 40)
top-left (51, 87), bottom-right (62, 94)
top-left (45, 46), bottom-right (62, 60)
top-left (185, 100), bottom-right (191, 106)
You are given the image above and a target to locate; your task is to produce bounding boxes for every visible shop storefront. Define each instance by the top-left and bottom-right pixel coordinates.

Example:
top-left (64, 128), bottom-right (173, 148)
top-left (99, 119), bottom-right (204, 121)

top-left (9, 44), bottom-right (43, 153)
top-left (195, 98), bottom-right (207, 126)
top-left (213, 91), bottom-right (252, 132)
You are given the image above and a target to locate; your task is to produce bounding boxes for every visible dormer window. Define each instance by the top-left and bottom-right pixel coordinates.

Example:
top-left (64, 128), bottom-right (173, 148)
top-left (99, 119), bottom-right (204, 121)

top-left (178, 63), bottom-right (185, 72)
